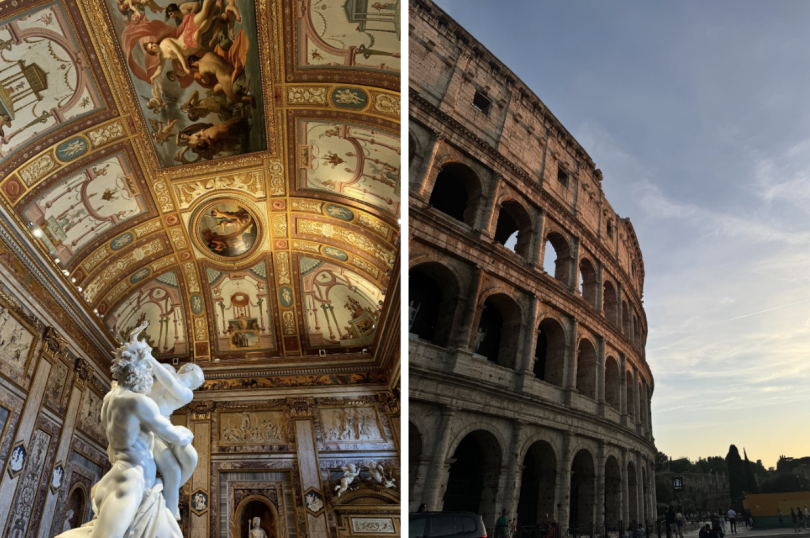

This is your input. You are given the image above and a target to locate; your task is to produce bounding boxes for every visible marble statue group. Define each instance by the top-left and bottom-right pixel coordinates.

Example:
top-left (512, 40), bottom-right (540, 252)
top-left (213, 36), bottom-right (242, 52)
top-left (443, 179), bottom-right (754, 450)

top-left (56, 321), bottom-right (204, 538)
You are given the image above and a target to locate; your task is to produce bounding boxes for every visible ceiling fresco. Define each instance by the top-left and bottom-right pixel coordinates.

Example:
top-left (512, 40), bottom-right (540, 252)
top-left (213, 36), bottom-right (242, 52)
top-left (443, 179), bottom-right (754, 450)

top-left (0, 0), bottom-right (401, 388)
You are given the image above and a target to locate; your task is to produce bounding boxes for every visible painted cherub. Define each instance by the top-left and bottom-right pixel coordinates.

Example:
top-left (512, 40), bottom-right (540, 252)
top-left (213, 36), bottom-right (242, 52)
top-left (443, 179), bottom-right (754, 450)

top-left (148, 118), bottom-right (179, 144)
top-left (334, 463), bottom-right (360, 498)
top-left (115, 0), bottom-right (162, 20)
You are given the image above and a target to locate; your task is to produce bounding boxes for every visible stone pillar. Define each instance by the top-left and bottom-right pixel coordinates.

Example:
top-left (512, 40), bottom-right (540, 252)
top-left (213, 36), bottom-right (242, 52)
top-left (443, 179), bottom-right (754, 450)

top-left (596, 336), bottom-right (606, 417)
top-left (188, 401), bottom-right (214, 538)
top-left (36, 358), bottom-right (94, 538)
top-left (621, 448), bottom-right (630, 524)
top-left (563, 318), bottom-right (578, 405)
top-left (570, 236), bottom-right (580, 292)
top-left (616, 283), bottom-right (623, 333)
top-left (423, 406), bottom-right (456, 510)
top-left (0, 334), bottom-right (54, 529)
top-left (414, 131), bottom-right (445, 196)
top-left (619, 354), bottom-right (628, 427)
top-left (633, 367), bottom-right (640, 430)
top-left (557, 432), bottom-right (573, 527)
top-left (479, 176), bottom-right (502, 238)
top-left (450, 266), bottom-right (484, 351)
top-left (516, 296), bottom-right (540, 390)
top-left (635, 452), bottom-right (645, 522)
top-left (596, 441), bottom-right (606, 526)
top-left (288, 398), bottom-right (330, 538)
top-left (411, 456), bottom-right (432, 511)
top-left (503, 421), bottom-right (526, 521)
top-left (532, 209), bottom-right (547, 267)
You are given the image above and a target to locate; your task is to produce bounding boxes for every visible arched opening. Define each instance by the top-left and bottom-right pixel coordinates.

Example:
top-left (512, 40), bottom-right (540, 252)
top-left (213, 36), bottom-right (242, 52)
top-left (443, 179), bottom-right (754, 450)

top-left (63, 486), bottom-right (87, 532)
top-left (628, 462), bottom-right (638, 523)
top-left (543, 232), bottom-right (572, 286)
top-left (444, 430), bottom-right (502, 529)
top-left (236, 496), bottom-right (280, 538)
top-left (603, 281), bottom-right (618, 328)
top-left (626, 371), bottom-right (636, 420)
top-left (579, 258), bottom-right (598, 308)
top-left (429, 163), bottom-right (481, 226)
top-left (605, 456), bottom-right (622, 527)
top-left (475, 294), bottom-right (521, 369)
top-left (517, 441), bottom-right (557, 527)
top-left (622, 301), bottom-right (631, 336)
top-left (494, 201), bottom-right (533, 259)
top-left (604, 356), bottom-right (620, 409)
top-left (570, 450), bottom-right (596, 528)
top-left (409, 262), bottom-right (460, 347)
top-left (576, 339), bottom-right (597, 400)
top-left (409, 422), bottom-right (423, 498)
top-left (534, 318), bottom-right (566, 386)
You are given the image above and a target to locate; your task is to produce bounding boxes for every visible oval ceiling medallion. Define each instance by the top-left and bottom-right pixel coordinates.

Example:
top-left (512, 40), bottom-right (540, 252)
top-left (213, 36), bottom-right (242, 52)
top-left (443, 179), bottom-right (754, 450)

top-left (190, 198), bottom-right (265, 263)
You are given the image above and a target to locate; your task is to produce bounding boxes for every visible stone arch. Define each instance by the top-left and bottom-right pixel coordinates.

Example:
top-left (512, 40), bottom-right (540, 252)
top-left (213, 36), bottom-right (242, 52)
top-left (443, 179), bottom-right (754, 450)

top-left (493, 198), bottom-right (534, 259)
top-left (626, 370), bottom-right (636, 420)
top-left (576, 337), bottom-right (598, 400)
top-left (603, 279), bottom-right (618, 328)
top-left (475, 291), bottom-right (523, 369)
top-left (234, 494), bottom-right (281, 538)
top-left (544, 230), bottom-right (573, 286)
top-left (627, 460), bottom-right (638, 522)
top-left (518, 440), bottom-right (558, 526)
top-left (579, 257), bottom-right (598, 309)
top-left (535, 315), bottom-right (567, 386)
top-left (604, 355), bottom-right (620, 409)
top-left (428, 161), bottom-right (484, 226)
top-left (570, 448), bottom-right (597, 528)
top-left (605, 455), bottom-right (622, 527)
top-left (409, 261), bottom-right (462, 347)
top-left (444, 428), bottom-right (504, 528)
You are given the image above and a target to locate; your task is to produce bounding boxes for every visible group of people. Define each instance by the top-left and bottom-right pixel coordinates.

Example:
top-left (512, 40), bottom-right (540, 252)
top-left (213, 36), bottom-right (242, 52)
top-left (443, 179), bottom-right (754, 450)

top-left (779, 506), bottom-right (810, 532)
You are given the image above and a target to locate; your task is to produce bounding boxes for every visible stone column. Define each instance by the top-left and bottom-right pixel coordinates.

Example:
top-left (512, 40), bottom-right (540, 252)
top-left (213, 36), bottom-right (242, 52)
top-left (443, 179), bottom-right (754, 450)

top-left (423, 406), bottom-right (456, 510)
top-left (36, 358), bottom-right (94, 538)
top-left (0, 332), bottom-right (54, 530)
top-left (557, 432), bottom-right (573, 527)
top-left (516, 296), bottom-right (540, 390)
top-left (616, 283), bottom-right (623, 333)
top-left (619, 354), bottom-right (628, 427)
top-left (563, 318), bottom-right (578, 405)
top-left (570, 236), bottom-right (580, 292)
top-left (503, 421), bottom-right (526, 521)
top-left (621, 448), bottom-right (630, 524)
top-left (479, 176), bottom-right (502, 238)
top-left (411, 456), bottom-right (432, 511)
top-left (635, 452), bottom-right (645, 522)
top-left (188, 401), bottom-right (214, 538)
top-left (596, 441), bottom-right (607, 526)
top-left (596, 336), bottom-right (606, 417)
top-left (532, 209), bottom-right (547, 268)
top-left (414, 131), bottom-right (445, 196)
top-left (450, 266), bottom-right (484, 351)
top-left (288, 398), bottom-right (330, 538)
top-left (633, 367), bottom-right (640, 430)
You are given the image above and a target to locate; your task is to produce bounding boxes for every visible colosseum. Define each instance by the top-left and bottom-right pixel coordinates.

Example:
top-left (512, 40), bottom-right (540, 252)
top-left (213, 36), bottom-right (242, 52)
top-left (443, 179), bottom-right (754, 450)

top-left (407, 0), bottom-right (657, 531)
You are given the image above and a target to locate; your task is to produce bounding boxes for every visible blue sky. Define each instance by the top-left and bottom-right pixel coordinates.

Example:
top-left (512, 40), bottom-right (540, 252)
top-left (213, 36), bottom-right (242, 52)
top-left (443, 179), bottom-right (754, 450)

top-left (435, 0), bottom-right (810, 468)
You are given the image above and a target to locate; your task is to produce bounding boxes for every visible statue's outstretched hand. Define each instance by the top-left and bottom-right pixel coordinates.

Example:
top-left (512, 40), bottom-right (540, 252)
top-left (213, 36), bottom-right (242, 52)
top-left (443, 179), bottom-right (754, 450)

top-left (173, 426), bottom-right (194, 446)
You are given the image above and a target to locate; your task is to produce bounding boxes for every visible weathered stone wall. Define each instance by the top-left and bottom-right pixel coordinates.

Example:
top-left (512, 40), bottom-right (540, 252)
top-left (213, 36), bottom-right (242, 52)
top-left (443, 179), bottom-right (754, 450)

top-left (409, 0), bottom-right (656, 529)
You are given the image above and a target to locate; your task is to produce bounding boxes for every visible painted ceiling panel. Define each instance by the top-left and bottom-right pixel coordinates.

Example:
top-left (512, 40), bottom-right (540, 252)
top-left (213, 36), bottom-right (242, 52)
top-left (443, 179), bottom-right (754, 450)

top-left (0, 0), bottom-right (401, 388)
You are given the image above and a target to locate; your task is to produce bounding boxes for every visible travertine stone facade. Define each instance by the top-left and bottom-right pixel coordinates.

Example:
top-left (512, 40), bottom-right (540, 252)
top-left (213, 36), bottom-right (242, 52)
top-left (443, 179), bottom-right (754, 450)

top-left (408, 0), bottom-right (656, 530)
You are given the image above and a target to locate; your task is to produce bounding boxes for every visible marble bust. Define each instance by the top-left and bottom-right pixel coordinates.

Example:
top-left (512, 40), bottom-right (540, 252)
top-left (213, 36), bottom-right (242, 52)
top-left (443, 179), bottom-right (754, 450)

top-left (55, 321), bottom-right (201, 538)
top-left (249, 517), bottom-right (268, 538)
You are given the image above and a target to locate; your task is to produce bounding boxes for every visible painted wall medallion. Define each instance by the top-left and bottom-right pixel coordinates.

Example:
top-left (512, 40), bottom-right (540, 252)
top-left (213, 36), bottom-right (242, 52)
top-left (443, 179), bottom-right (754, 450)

top-left (7, 443), bottom-right (25, 478)
top-left (129, 267), bottom-right (151, 284)
top-left (56, 138), bottom-right (89, 162)
top-left (323, 246), bottom-right (348, 261)
top-left (191, 490), bottom-right (208, 514)
top-left (331, 87), bottom-right (368, 109)
top-left (304, 489), bottom-right (324, 514)
top-left (190, 294), bottom-right (204, 315)
top-left (110, 232), bottom-right (134, 251)
top-left (325, 204), bottom-right (354, 221)
top-left (195, 202), bottom-right (259, 259)
top-left (50, 462), bottom-right (64, 493)
top-left (279, 287), bottom-right (293, 307)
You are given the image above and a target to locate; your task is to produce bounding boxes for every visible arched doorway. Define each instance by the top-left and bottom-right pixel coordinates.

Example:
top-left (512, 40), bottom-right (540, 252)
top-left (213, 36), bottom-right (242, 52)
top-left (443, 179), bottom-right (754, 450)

top-left (475, 294), bottom-right (521, 369)
top-left (576, 339), bottom-right (597, 400)
top-left (570, 450), bottom-right (596, 529)
top-left (494, 201), bottom-right (533, 259)
top-left (517, 441), bottom-right (557, 527)
top-left (409, 262), bottom-right (460, 347)
top-left (605, 456), bottom-right (621, 527)
top-left (429, 163), bottom-right (482, 226)
top-left (605, 356), bottom-right (620, 409)
top-left (63, 485), bottom-right (87, 531)
top-left (535, 318), bottom-right (566, 385)
top-left (544, 232), bottom-right (572, 286)
top-left (235, 496), bottom-right (280, 538)
top-left (444, 430), bottom-right (502, 528)
top-left (628, 462), bottom-right (638, 523)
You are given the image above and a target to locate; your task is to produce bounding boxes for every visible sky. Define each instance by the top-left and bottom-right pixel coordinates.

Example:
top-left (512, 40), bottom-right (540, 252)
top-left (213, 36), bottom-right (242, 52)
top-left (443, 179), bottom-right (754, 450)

top-left (434, 0), bottom-right (810, 469)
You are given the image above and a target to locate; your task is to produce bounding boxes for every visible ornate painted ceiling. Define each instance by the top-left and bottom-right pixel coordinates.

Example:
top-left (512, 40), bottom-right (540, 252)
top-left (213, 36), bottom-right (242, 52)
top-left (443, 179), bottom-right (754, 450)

top-left (0, 0), bottom-right (401, 390)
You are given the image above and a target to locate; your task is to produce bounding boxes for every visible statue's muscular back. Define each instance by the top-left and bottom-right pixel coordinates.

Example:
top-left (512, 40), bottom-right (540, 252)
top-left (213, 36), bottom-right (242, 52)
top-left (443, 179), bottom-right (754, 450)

top-left (102, 387), bottom-right (158, 486)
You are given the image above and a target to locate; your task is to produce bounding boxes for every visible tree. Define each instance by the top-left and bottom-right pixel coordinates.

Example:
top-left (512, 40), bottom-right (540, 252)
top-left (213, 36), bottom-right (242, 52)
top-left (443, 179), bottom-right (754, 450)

top-left (726, 445), bottom-right (746, 508)
top-left (759, 474), bottom-right (810, 494)
top-left (744, 449), bottom-right (760, 494)
top-left (656, 451), bottom-right (670, 472)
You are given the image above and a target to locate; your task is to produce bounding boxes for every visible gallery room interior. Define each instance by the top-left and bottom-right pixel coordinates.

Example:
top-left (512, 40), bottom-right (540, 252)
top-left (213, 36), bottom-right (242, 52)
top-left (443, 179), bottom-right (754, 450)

top-left (0, 0), bottom-right (401, 536)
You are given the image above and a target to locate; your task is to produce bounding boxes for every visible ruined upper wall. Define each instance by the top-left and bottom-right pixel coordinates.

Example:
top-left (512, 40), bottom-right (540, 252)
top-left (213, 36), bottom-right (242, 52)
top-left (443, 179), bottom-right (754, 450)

top-left (409, 0), bottom-right (646, 299)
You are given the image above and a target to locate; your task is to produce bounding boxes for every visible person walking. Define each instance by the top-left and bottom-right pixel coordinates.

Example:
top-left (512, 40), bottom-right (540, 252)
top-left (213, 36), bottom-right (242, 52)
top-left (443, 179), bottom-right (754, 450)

top-left (495, 509), bottom-right (510, 538)
top-left (792, 507), bottom-right (799, 532)
top-left (727, 508), bottom-right (737, 534)
top-left (667, 506), bottom-right (677, 538)
top-left (779, 509), bottom-right (784, 528)
top-left (676, 507), bottom-right (685, 538)
top-left (799, 507), bottom-right (805, 531)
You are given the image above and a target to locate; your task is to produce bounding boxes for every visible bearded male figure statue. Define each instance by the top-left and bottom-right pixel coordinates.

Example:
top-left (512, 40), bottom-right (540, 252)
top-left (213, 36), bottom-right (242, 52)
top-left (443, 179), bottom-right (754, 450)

top-left (56, 321), bottom-right (199, 538)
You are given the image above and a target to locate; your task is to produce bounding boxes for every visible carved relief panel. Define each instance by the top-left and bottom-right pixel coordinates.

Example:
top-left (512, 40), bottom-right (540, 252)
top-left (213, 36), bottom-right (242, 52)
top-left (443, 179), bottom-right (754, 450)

top-left (218, 410), bottom-right (288, 446)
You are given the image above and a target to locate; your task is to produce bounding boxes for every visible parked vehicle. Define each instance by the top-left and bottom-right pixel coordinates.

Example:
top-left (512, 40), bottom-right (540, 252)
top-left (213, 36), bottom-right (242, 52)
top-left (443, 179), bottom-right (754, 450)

top-left (409, 512), bottom-right (487, 538)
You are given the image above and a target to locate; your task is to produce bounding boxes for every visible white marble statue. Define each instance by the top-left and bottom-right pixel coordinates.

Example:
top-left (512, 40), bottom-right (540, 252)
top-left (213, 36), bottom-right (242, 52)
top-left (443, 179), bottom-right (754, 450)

top-left (408, 300), bottom-right (419, 330)
top-left (334, 463), bottom-right (361, 498)
top-left (62, 510), bottom-right (74, 533)
top-left (147, 357), bottom-right (204, 520)
top-left (249, 517), bottom-right (268, 538)
top-left (367, 461), bottom-right (397, 490)
top-left (474, 327), bottom-right (487, 352)
top-left (55, 321), bottom-right (197, 538)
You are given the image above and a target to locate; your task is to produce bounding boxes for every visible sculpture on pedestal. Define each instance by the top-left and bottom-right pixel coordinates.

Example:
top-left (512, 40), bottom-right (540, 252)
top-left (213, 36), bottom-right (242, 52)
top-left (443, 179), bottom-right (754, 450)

top-left (55, 321), bottom-right (202, 538)
top-left (249, 517), bottom-right (268, 538)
